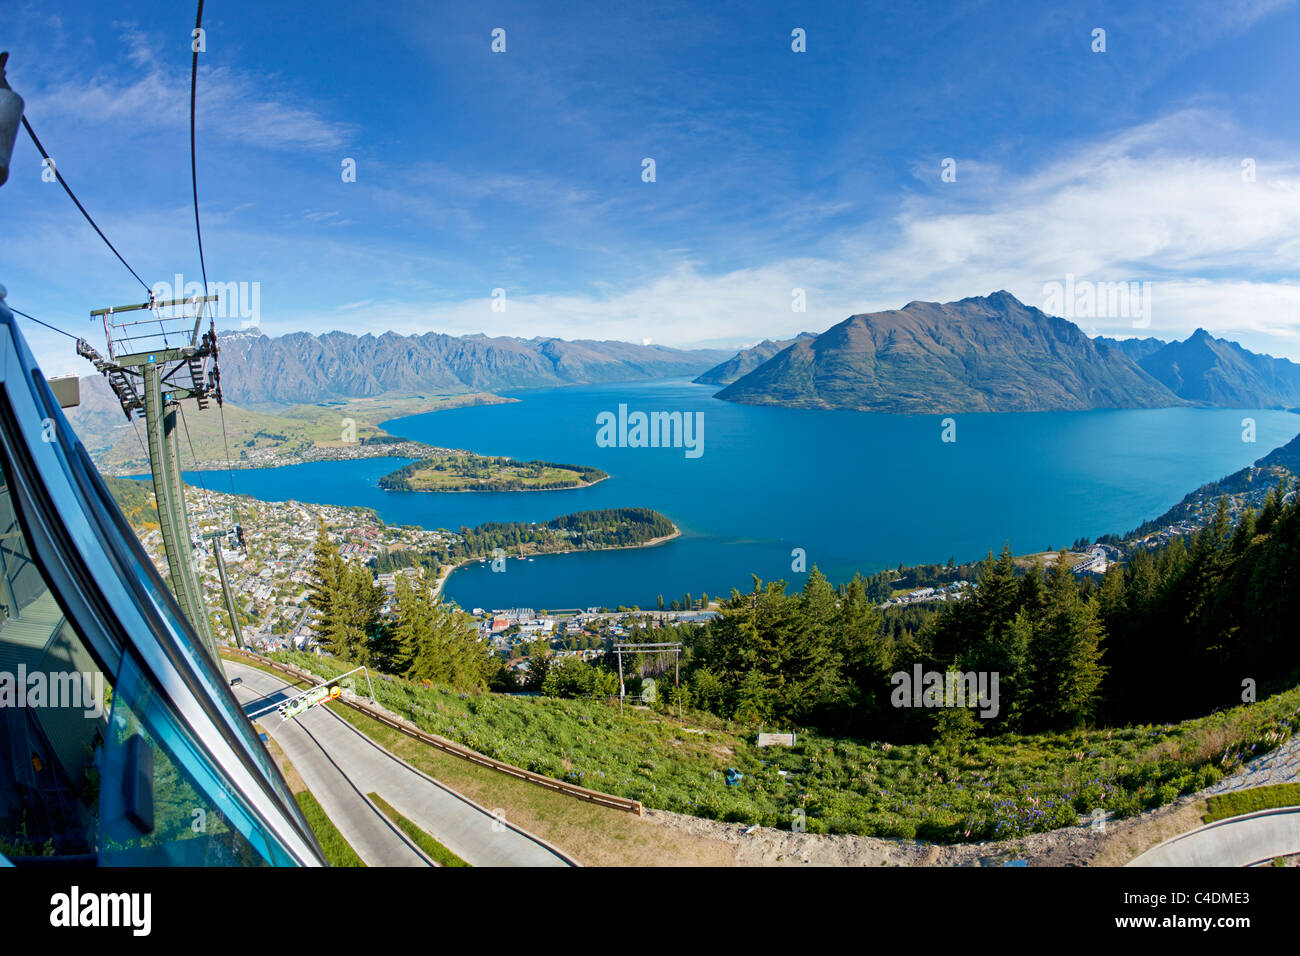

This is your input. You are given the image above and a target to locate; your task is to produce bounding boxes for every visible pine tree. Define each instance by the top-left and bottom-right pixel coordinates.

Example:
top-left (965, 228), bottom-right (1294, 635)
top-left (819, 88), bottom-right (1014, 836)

top-left (385, 574), bottom-right (428, 674)
top-left (1027, 556), bottom-right (1106, 729)
top-left (306, 522), bottom-right (348, 654)
top-left (404, 578), bottom-right (491, 690)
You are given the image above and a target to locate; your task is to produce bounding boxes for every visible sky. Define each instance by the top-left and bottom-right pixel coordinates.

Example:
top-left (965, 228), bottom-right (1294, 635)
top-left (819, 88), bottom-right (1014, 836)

top-left (2, 0), bottom-right (1300, 376)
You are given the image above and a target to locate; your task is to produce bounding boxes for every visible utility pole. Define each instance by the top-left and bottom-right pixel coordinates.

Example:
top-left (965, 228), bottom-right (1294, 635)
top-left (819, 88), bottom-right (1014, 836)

top-left (203, 523), bottom-right (246, 651)
top-left (79, 294), bottom-right (225, 666)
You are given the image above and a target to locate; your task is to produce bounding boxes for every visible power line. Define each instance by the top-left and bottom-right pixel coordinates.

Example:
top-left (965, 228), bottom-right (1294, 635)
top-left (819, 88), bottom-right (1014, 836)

top-left (176, 401), bottom-right (208, 492)
top-left (20, 117), bottom-right (151, 294)
top-left (8, 305), bottom-right (79, 340)
top-left (129, 417), bottom-right (149, 461)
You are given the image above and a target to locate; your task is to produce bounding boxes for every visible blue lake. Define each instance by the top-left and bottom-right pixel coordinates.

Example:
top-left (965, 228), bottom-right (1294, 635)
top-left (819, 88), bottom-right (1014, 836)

top-left (161, 380), bottom-right (1299, 610)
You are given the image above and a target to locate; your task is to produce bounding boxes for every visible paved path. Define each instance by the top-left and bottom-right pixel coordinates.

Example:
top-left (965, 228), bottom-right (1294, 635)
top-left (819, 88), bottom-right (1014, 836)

top-left (1126, 736), bottom-right (1300, 867)
top-left (1127, 807), bottom-right (1300, 867)
top-left (229, 661), bottom-right (574, 867)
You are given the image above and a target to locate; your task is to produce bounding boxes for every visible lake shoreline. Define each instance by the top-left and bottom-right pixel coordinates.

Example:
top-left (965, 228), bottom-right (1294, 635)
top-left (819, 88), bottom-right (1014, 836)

top-left (146, 380), bottom-right (1300, 610)
top-left (389, 473), bottom-right (610, 495)
top-left (433, 525), bottom-right (681, 603)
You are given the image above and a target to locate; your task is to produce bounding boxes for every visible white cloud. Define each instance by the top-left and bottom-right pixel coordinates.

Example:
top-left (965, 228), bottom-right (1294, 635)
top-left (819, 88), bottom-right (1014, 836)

top-left (297, 110), bottom-right (1300, 359)
top-left (17, 97), bottom-right (1300, 369)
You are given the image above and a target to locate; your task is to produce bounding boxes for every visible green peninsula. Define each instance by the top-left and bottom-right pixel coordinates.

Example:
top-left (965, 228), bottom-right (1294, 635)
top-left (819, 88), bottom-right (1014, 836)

top-left (378, 453), bottom-right (607, 492)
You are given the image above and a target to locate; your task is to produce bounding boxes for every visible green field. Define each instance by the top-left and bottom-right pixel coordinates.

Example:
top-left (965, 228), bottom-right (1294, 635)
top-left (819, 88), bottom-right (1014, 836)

top-left (379, 454), bottom-right (606, 492)
top-left (69, 388), bottom-right (510, 474)
top-left (271, 651), bottom-right (1299, 844)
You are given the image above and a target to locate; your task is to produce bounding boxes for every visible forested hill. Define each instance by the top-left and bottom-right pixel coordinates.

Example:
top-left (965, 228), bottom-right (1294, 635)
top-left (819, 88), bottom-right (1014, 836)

top-left (1116, 429), bottom-right (1300, 540)
top-left (372, 507), bottom-right (678, 572)
top-left (449, 507), bottom-right (677, 560)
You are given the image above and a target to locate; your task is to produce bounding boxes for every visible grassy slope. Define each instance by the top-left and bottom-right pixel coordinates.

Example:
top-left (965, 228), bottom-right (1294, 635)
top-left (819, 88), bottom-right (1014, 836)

top-left (1202, 783), bottom-right (1300, 824)
top-left (367, 793), bottom-right (470, 867)
top-left (227, 654), bottom-right (733, 865)
top-left (272, 651), bottom-right (1300, 845)
top-left (295, 791), bottom-right (366, 867)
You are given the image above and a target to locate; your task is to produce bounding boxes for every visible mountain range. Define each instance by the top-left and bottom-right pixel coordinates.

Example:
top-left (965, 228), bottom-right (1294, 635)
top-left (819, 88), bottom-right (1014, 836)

top-left (713, 292), bottom-right (1178, 414)
top-left (693, 332), bottom-right (817, 385)
top-left (64, 329), bottom-right (732, 471)
top-left (213, 328), bottom-right (731, 406)
top-left (67, 295), bottom-right (1300, 473)
top-left (711, 293), bottom-right (1300, 414)
top-left (1093, 335), bottom-right (1169, 364)
top-left (1128, 329), bottom-right (1300, 409)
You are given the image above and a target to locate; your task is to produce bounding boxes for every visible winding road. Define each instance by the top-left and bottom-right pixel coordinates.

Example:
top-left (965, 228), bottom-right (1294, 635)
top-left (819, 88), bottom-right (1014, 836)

top-left (228, 660), bottom-right (576, 867)
top-left (1127, 807), bottom-right (1300, 867)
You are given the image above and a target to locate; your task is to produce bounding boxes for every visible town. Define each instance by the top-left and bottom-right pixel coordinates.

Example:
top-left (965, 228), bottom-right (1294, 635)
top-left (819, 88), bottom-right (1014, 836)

top-left (120, 484), bottom-right (719, 668)
top-left (115, 458), bottom-right (1297, 673)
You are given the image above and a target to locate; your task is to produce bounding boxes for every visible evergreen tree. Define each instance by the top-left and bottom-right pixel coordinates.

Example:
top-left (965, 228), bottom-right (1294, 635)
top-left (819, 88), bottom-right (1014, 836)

top-left (1026, 555), bottom-right (1106, 729)
top-left (404, 579), bottom-right (491, 690)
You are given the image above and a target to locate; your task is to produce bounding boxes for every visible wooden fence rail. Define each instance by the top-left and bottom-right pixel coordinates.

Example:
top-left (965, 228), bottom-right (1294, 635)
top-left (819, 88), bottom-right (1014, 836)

top-left (226, 648), bottom-right (644, 815)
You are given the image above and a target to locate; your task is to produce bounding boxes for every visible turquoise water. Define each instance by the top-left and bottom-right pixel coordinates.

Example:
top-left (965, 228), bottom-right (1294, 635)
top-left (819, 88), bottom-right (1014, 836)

top-left (164, 380), bottom-right (1299, 610)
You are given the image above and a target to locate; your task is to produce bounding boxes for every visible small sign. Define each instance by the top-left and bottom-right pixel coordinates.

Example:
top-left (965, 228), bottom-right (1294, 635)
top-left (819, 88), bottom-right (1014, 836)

top-left (280, 684), bottom-right (340, 720)
top-left (757, 732), bottom-right (796, 747)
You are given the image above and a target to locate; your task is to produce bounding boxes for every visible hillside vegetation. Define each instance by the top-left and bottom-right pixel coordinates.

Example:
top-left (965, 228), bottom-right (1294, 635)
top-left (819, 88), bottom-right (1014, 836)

top-left (272, 650), bottom-right (1298, 843)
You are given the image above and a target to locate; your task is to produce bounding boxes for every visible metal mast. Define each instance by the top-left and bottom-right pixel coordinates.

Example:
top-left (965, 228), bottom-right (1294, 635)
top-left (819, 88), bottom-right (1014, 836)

top-left (203, 523), bottom-right (246, 651)
top-left (79, 293), bottom-right (224, 664)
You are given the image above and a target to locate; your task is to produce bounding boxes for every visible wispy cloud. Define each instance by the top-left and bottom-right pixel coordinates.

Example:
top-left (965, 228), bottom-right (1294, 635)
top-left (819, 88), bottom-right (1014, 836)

top-left (311, 109), bottom-right (1300, 357)
top-left (26, 24), bottom-right (353, 152)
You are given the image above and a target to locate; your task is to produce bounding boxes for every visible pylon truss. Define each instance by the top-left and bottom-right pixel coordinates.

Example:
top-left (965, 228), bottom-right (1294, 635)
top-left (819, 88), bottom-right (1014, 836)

top-left (77, 293), bottom-right (224, 420)
top-left (79, 292), bottom-right (226, 666)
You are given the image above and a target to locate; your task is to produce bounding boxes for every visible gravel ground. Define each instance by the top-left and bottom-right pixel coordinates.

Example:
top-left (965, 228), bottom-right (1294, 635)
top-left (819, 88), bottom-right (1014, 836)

top-left (1203, 736), bottom-right (1300, 794)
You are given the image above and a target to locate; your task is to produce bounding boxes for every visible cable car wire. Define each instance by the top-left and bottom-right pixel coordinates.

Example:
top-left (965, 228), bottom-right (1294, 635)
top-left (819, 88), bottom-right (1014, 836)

top-left (189, 0), bottom-right (242, 509)
top-left (20, 117), bottom-right (152, 295)
top-left (8, 306), bottom-right (79, 340)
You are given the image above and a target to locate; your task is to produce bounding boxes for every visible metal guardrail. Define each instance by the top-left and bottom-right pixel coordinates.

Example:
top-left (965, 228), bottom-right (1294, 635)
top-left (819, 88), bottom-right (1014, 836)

top-left (227, 648), bottom-right (645, 816)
